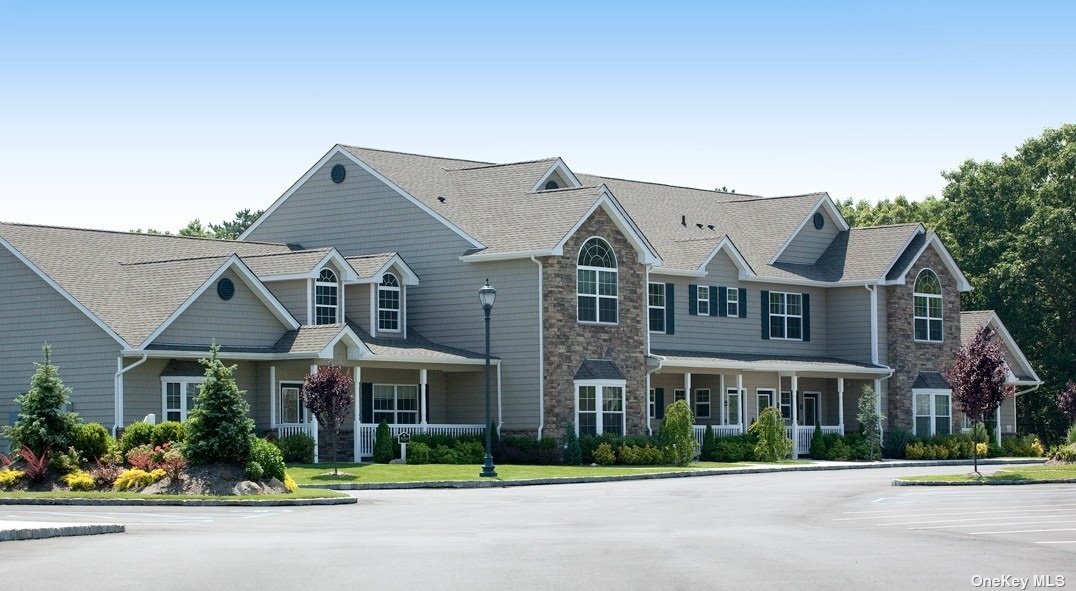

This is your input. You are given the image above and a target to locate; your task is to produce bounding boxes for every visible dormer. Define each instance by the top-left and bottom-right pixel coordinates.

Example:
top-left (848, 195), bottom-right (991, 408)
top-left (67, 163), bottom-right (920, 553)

top-left (532, 158), bottom-right (582, 192)
top-left (771, 193), bottom-right (850, 266)
top-left (342, 253), bottom-right (419, 338)
top-left (246, 248), bottom-right (359, 326)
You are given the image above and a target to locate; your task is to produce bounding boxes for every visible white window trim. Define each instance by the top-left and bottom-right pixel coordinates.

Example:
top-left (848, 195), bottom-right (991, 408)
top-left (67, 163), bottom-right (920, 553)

top-left (377, 273), bottom-right (402, 333)
top-left (314, 268), bottom-right (339, 325)
top-left (576, 237), bottom-right (618, 326)
top-left (648, 388), bottom-right (656, 419)
top-left (913, 268), bottom-right (944, 343)
top-left (674, 388), bottom-right (686, 403)
top-left (694, 388), bottom-right (711, 419)
top-left (647, 282), bottom-right (666, 333)
top-left (725, 286), bottom-right (739, 317)
top-left (697, 286), bottom-right (710, 317)
top-left (372, 383), bottom-right (420, 424)
top-left (769, 291), bottom-right (803, 341)
top-left (277, 381), bottom-right (308, 426)
top-left (756, 388), bottom-right (775, 421)
top-left (574, 380), bottom-right (627, 436)
top-left (913, 388), bottom-right (952, 437)
top-left (160, 377), bottom-right (204, 422)
top-left (800, 392), bottom-right (820, 426)
top-left (724, 388), bottom-right (742, 426)
top-left (779, 390), bottom-right (793, 424)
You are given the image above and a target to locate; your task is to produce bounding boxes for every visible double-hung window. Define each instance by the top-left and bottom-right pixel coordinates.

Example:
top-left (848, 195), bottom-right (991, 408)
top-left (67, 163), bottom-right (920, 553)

top-left (769, 292), bottom-right (803, 340)
top-left (373, 384), bottom-right (419, 424)
top-left (577, 238), bottom-right (618, 324)
top-left (725, 287), bottom-right (739, 317)
top-left (277, 382), bottom-right (307, 425)
top-left (162, 378), bottom-right (203, 422)
top-left (648, 388), bottom-right (656, 419)
top-left (648, 282), bottom-right (666, 333)
top-left (913, 390), bottom-right (951, 437)
top-left (914, 270), bottom-right (943, 342)
top-left (378, 273), bottom-right (401, 332)
top-left (694, 389), bottom-right (711, 418)
top-left (314, 268), bottom-right (339, 325)
top-left (779, 391), bottom-right (793, 423)
top-left (725, 388), bottom-right (741, 425)
top-left (697, 286), bottom-right (710, 316)
top-left (576, 383), bottom-right (625, 436)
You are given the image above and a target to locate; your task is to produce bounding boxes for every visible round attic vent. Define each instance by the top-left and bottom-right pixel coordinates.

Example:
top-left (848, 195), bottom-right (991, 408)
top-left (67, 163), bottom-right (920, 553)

top-left (217, 278), bottom-right (235, 301)
top-left (544, 180), bottom-right (559, 190)
top-left (813, 211), bottom-right (825, 230)
top-left (330, 164), bottom-right (346, 184)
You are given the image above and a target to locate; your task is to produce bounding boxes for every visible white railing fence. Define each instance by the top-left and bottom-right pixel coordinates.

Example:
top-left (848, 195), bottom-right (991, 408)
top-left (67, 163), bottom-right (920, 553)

top-left (787, 425), bottom-right (844, 455)
top-left (275, 422), bottom-right (319, 462)
top-left (693, 424), bottom-right (744, 446)
top-left (356, 423), bottom-right (485, 459)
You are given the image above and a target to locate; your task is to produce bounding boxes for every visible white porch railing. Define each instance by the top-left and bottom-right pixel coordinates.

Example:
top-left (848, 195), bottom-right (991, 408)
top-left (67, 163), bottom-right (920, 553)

top-left (275, 422), bottom-right (319, 462)
top-left (693, 424), bottom-right (744, 446)
top-left (786, 425), bottom-right (844, 455)
top-left (356, 423), bottom-right (485, 459)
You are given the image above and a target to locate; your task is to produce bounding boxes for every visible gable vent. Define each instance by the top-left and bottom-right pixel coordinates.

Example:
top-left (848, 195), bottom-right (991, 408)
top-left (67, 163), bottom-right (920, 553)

top-left (330, 164), bottom-right (346, 184)
top-left (217, 278), bottom-right (235, 301)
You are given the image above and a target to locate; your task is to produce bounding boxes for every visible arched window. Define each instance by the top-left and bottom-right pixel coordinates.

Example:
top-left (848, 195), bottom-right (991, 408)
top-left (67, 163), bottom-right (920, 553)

top-left (378, 272), bottom-right (401, 332)
top-left (314, 268), bottom-right (338, 325)
top-left (577, 237), bottom-right (618, 324)
top-left (913, 269), bottom-right (942, 341)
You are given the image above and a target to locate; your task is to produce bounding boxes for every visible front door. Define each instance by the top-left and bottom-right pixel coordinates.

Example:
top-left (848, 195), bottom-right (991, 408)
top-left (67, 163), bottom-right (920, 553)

top-left (756, 389), bottom-right (775, 422)
top-left (801, 393), bottom-right (819, 426)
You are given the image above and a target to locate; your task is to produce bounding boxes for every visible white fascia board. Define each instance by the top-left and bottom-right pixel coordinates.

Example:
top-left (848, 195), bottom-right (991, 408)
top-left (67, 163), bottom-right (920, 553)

top-left (551, 190), bottom-right (662, 264)
top-left (890, 233), bottom-right (973, 292)
top-left (459, 249), bottom-right (556, 263)
top-left (317, 325), bottom-right (373, 360)
top-left (358, 254), bottom-right (419, 286)
top-left (649, 267), bottom-right (707, 278)
top-left (362, 355), bottom-right (499, 366)
top-left (876, 224), bottom-right (926, 282)
top-left (769, 193), bottom-right (850, 265)
top-left (239, 145), bottom-right (486, 250)
top-left (531, 158), bottom-right (582, 192)
top-left (739, 275), bottom-right (879, 288)
top-left (661, 358), bottom-right (891, 376)
top-left (0, 235), bottom-right (131, 348)
top-left (124, 349), bottom-right (316, 361)
top-left (573, 378), bottom-right (628, 386)
top-left (695, 236), bottom-right (756, 277)
top-left (984, 313), bottom-right (1042, 384)
top-left (138, 255), bottom-right (301, 349)
top-left (259, 250), bottom-right (360, 283)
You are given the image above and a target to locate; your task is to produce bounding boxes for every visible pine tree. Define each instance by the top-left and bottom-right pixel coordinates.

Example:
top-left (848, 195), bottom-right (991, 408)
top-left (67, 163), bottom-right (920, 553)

top-left (373, 420), bottom-right (394, 464)
top-left (5, 344), bottom-right (80, 454)
top-left (563, 423), bottom-right (582, 465)
top-left (183, 345), bottom-right (255, 464)
top-left (701, 424), bottom-right (717, 461)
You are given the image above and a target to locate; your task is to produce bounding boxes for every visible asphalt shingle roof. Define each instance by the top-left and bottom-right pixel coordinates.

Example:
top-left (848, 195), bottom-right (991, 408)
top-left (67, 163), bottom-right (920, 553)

top-left (652, 349), bottom-right (889, 374)
top-left (913, 371), bottom-right (951, 389)
top-left (344, 253), bottom-right (399, 278)
top-left (574, 359), bottom-right (626, 381)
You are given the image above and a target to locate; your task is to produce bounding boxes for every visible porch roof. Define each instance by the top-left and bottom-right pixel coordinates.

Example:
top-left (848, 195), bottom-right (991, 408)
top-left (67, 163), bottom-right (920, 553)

top-left (650, 349), bottom-right (891, 376)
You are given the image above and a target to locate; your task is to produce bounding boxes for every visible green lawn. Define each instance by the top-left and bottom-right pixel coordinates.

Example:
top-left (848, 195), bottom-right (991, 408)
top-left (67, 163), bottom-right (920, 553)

top-left (0, 488), bottom-right (347, 500)
top-left (903, 464), bottom-right (1076, 483)
top-left (288, 461), bottom-right (787, 485)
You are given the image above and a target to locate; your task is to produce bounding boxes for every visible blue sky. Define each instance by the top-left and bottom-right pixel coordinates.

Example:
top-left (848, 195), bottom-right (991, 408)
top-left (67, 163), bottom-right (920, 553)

top-left (1, 1), bottom-right (1073, 232)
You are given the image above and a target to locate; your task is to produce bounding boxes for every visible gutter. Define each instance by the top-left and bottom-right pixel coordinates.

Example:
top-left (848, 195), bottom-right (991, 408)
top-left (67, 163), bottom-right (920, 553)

top-left (114, 354), bottom-right (148, 436)
top-left (531, 255), bottom-right (545, 439)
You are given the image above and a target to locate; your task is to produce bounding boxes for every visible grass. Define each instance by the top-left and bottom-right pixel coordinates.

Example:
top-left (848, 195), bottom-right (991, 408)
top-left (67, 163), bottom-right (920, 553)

top-left (903, 464), bottom-right (1076, 483)
top-left (0, 487), bottom-right (347, 500)
top-left (288, 461), bottom-right (794, 485)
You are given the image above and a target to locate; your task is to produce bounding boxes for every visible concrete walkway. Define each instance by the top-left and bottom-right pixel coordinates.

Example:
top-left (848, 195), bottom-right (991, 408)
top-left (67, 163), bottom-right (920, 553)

top-left (0, 520), bottom-right (124, 542)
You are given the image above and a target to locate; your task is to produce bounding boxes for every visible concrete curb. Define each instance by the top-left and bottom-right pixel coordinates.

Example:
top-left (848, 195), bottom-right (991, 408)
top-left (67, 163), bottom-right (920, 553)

top-left (0, 496), bottom-right (357, 507)
top-left (893, 477), bottom-right (1076, 487)
top-left (0, 523), bottom-right (125, 542)
top-left (302, 458), bottom-right (1046, 491)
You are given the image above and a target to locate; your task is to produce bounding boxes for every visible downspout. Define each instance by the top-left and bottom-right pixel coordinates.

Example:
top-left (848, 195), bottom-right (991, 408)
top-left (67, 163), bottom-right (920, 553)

top-left (865, 283), bottom-right (889, 439)
top-left (644, 263), bottom-right (656, 436)
top-left (531, 255), bottom-right (545, 439)
top-left (645, 353), bottom-right (666, 437)
top-left (114, 354), bottom-right (149, 436)
top-left (1012, 383), bottom-right (1041, 436)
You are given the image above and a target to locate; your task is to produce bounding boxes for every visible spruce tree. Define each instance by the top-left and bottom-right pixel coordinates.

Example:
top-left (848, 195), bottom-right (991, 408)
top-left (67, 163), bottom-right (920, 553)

top-left (183, 345), bottom-right (255, 464)
top-left (5, 344), bottom-right (79, 454)
top-left (563, 423), bottom-right (582, 465)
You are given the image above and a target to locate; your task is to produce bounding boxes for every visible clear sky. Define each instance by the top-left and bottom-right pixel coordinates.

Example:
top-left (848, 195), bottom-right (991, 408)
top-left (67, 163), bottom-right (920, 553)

top-left (1, 1), bottom-right (1073, 232)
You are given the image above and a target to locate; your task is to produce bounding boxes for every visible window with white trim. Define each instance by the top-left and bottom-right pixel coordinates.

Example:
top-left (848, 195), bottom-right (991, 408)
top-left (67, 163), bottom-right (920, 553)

top-left (913, 389), bottom-right (951, 437)
top-left (913, 270), bottom-right (943, 342)
top-left (577, 238), bottom-right (618, 324)
top-left (378, 273), bottom-right (401, 332)
top-left (674, 389), bottom-right (686, 403)
top-left (314, 268), bottom-right (339, 325)
top-left (648, 282), bottom-right (666, 333)
top-left (162, 378), bottom-right (203, 422)
top-left (576, 383), bottom-right (625, 436)
top-left (725, 388), bottom-right (741, 426)
top-left (695, 389), bottom-right (711, 418)
top-left (779, 391), bottom-right (793, 423)
top-left (373, 384), bottom-right (418, 424)
top-left (769, 292), bottom-right (803, 340)
top-left (277, 381), bottom-right (307, 425)
top-left (697, 286), bottom-right (710, 316)
top-left (648, 388), bottom-right (656, 419)
top-left (725, 287), bottom-right (739, 317)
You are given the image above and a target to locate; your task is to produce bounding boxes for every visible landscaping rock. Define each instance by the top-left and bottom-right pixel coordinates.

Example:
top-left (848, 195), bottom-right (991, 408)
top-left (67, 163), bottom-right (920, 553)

top-left (265, 477), bottom-right (286, 493)
top-left (389, 459), bottom-right (405, 465)
top-left (232, 480), bottom-right (263, 495)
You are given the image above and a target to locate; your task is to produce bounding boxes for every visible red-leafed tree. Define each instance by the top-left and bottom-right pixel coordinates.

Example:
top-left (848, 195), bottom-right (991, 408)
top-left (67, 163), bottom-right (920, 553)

top-left (301, 365), bottom-right (354, 475)
top-left (1058, 382), bottom-right (1076, 426)
top-left (947, 325), bottom-right (1010, 475)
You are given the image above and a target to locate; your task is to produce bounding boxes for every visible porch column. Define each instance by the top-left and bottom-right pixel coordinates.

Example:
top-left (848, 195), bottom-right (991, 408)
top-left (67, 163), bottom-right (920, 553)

top-left (496, 363), bottom-right (503, 436)
top-left (737, 373), bottom-right (745, 433)
top-left (837, 378), bottom-right (845, 434)
top-left (684, 372), bottom-right (692, 407)
top-left (645, 371), bottom-right (652, 436)
top-left (269, 365), bottom-right (277, 430)
top-left (719, 374), bottom-right (726, 425)
top-left (873, 378), bottom-right (883, 440)
top-left (353, 366), bottom-right (361, 462)
top-left (310, 364), bottom-right (319, 463)
top-left (420, 368), bottom-right (428, 427)
top-left (790, 374), bottom-right (799, 459)
top-left (995, 408), bottom-right (1002, 445)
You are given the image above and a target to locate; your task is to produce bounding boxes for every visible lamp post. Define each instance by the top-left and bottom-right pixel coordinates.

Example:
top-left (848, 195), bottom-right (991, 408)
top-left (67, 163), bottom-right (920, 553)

top-left (479, 279), bottom-right (498, 478)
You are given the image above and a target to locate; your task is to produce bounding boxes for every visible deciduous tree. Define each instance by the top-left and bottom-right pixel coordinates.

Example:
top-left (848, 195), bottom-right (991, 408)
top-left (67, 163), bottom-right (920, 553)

top-left (300, 365), bottom-right (354, 475)
top-left (948, 325), bottom-right (1010, 474)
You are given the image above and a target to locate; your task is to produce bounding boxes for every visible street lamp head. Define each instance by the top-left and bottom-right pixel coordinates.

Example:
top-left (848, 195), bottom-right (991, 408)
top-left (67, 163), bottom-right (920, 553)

top-left (478, 279), bottom-right (497, 311)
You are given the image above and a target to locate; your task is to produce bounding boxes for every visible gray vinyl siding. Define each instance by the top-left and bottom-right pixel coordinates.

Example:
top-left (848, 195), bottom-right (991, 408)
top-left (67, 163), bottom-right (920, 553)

top-left (153, 269), bottom-right (291, 348)
top-left (775, 207), bottom-right (840, 265)
top-left (244, 152), bottom-right (540, 431)
top-left (826, 287), bottom-right (872, 363)
top-left (121, 357), bottom-right (260, 428)
top-left (1000, 396), bottom-right (1017, 436)
top-left (265, 279), bottom-right (308, 324)
top-left (345, 284), bottom-right (372, 333)
top-left (0, 246), bottom-right (121, 448)
top-left (650, 251), bottom-right (828, 357)
top-left (876, 285), bottom-right (888, 365)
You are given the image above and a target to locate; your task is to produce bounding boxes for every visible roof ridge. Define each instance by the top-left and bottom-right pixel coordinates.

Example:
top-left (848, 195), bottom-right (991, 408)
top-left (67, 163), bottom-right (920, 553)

top-left (119, 254), bottom-right (234, 266)
top-left (448, 157), bottom-right (558, 171)
top-left (722, 192), bottom-right (826, 204)
top-left (852, 222), bottom-right (923, 230)
top-left (341, 144), bottom-right (493, 166)
top-left (584, 174), bottom-right (758, 198)
top-left (0, 221), bottom-right (289, 247)
top-left (345, 252), bottom-right (398, 260)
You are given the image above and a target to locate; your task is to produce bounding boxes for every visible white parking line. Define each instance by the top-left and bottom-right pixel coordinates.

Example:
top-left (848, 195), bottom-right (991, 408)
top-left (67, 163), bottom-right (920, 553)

top-left (1037, 540), bottom-right (1076, 544)
top-left (913, 520), bottom-right (1076, 530)
top-left (970, 528), bottom-right (1076, 535)
top-left (880, 513), bottom-right (1076, 526)
top-left (841, 501), bottom-right (1076, 515)
top-left (835, 506), bottom-right (1076, 521)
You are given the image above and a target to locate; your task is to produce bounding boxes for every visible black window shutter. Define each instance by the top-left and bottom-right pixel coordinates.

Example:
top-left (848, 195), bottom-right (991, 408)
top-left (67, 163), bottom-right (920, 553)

top-left (665, 283), bottom-right (675, 334)
top-left (802, 293), bottom-right (811, 342)
top-left (709, 286), bottom-right (718, 318)
top-left (761, 290), bottom-right (770, 340)
top-left (718, 287), bottom-right (728, 317)
top-left (361, 382), bottom-right (373, 423)
top-left (688, 284), bottom-right (698, 316)
top-left (738, 288), bottom-right (748, 318)
top-left (656, 388), bottom-right (665, 420)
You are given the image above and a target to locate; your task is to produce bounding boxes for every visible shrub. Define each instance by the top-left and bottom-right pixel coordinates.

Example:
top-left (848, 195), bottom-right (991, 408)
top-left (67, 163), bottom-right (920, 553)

top-left (906, 441), bottom-right (925, 460)
top-left (750, 407), bottom-right (793, 462)
top-left (4, 344), bottom-right (80, 455)
top-left (617, 445), bottom-right (638, 465)
top-left (825, 439), bottom-right (851, 461)
top-left (0, 453), bottom-right (10, 469)
top-left (714, 435), bottom-right (754, 462)
top-left (430, 446), bottom-right (460, 465)
top-left (249, 437), bottom-right (286, 481)
top-left (283, 472), bottom-right (298, 493)
top-left (126, 444), bottom-right (158, 471)
top-left (976, 442), bottom-right (989, 457)
top-left (934, 434), bottom-right (972, 459)
top-left (455, 441), bottom-right (485, 464)
top-left (701, 425), bottom-right (717, 461)
top-left (496, 436), bottom-right (559, 464)
top-left (152, 421), bottom-right (188, 447)
top-left (50, 446), bottom-right (82, 474)
top-left (114, 468), bottom-right (166, 491)
top-left (407, 442), bottom-right (431, 464)
top-left (1050, 443), bottom-right (1076, 463)
top-left (660, 400), bottom-right (696, 466)
top-left (641, 445), bottom-right (666, 465)
top-left (245, 461), bottom-right (264, 481)
top-left (0, 469), bottom-right (24, 488)
top-left (883, 428), bottom-right (916, 459)
top-left (808, 425), bottom-right (827, 459)
top-left (408, 432), bottom-right (483, 448)
top-left (272, 433), bottom-right (316, 464)
top-left (593, 443), bottom-right (616, 466)
top-left (157, 444), bottom-right (188, 480)
top-left (1068, 424), bottom-right (1076, 445)
top-left (373, 421), bottom-right (394, 464)
top-left (90, 460), bottom-right (124, 488)
top-left (18, 445), bottom-right (49, 482)
top-left (72, 423), bottom-right (112, 462)
top-left (63, 469), bottom-right (95, 491)
top-left (183, 346), bottom-right (255, 464)
top-left (1002, 434), bottom-right (1046, 457)
top-left (119, 422), bottom-right (155, 455)
top-left (563, 424), bottom-right (582, 466)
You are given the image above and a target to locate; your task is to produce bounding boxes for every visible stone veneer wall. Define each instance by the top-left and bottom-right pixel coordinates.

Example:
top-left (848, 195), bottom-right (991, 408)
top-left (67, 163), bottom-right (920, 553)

top-left (885, 245), bottom-right (962, 433)
top-left (541, 208), bottom-right (648, 438)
